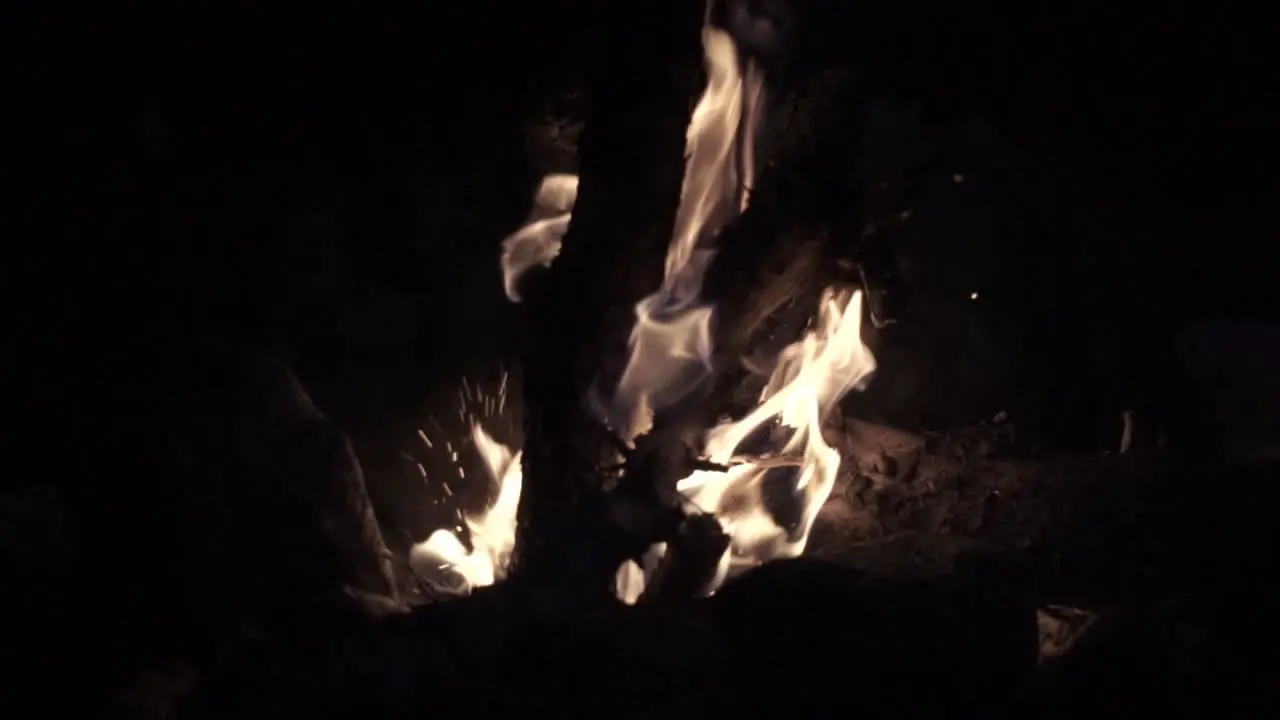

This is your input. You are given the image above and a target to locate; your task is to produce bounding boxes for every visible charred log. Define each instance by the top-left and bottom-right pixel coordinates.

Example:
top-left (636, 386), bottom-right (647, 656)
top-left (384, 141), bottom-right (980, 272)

top-left (513, 3), bottom-right (706, 575)
top-left (636, 512), bottom-right (731, 607)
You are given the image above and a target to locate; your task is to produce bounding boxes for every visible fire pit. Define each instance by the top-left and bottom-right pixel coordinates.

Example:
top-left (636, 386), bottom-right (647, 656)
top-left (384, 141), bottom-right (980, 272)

top-left (18, 2), bottom-right (1277, 717)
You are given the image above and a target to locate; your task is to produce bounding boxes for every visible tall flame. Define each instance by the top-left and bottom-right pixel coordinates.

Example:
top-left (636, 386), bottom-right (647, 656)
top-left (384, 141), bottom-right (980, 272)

top-left (611, 26), bottom-right (763, 439)
top-left (415, 7), bottom-right (875, 600)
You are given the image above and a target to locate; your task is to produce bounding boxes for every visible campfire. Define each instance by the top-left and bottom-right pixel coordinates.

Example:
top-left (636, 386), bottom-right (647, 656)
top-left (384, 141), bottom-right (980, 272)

top-left (412, 18), bottom-right (877, 601)
top-left (37, 2), bottom-right (1271, 717)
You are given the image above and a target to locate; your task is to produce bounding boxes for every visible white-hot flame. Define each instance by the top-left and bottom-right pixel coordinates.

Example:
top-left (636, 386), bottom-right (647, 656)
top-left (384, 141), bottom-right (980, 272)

top-left (679, 287), bottom-right (875, 570)
top-left (420, 9), bottom-right (877, 600)
top-left (410, 423), bottom-right (522, 592)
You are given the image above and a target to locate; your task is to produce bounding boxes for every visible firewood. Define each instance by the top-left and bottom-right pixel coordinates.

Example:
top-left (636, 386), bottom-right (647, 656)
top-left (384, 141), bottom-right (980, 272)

top-left (637, 512), bottom-right (731, 607)
top-left (513, 1), bottom-right (706, 576)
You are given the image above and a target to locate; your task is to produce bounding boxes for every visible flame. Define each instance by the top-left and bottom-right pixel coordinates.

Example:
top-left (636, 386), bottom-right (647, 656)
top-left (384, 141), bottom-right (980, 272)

top-left (678, 287), bottom-right (875, 570)
top-left (500, 174), bottom-right (579, 302)
top-left (410, 423), bottom-right (522, 592)
top-left (611, 26), bottom-right (763, 439)
top-left (420, 9), bottom-right (877, 601)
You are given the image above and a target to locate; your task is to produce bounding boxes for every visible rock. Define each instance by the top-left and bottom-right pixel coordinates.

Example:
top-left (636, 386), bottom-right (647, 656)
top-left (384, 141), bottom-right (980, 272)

top-left (167, 343), bottom-right (399, 624)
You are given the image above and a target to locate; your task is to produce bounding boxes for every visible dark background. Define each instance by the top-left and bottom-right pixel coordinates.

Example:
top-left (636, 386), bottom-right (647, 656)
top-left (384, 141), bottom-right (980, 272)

top-left (9, 1), bottom-right (1277, 711)
top-left (17, 4), bottom-right (1276, 414)
top-left (18, 4), bottom-right (1276, 426)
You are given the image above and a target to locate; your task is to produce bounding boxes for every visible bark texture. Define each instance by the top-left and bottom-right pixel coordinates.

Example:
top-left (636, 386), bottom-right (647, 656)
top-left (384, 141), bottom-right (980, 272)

top-left (514, 2), bottom-right (706, 573)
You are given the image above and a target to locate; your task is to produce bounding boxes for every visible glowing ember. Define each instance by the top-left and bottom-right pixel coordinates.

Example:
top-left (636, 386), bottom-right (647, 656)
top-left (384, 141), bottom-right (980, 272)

top-left (414, 6), bottom-right (876, 600)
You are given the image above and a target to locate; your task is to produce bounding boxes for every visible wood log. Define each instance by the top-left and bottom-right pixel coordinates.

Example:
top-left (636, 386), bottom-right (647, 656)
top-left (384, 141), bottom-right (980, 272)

top-left (637, 512), bottom-right (730, 607)
top-left (513, 2), bottom-right (706, 575)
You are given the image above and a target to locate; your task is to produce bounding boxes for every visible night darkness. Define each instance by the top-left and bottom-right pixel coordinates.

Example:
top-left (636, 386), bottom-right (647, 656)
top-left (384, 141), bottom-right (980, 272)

top-left (10, 3), bottom-right (1279, 717)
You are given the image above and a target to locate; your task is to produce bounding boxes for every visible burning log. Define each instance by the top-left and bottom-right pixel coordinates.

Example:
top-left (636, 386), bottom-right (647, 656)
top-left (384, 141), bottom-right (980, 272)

top-left (176, 393), bottom-right (1279, 717)
top-left (636, 512), bottom-right (731, 607)
top-left (483, 33), bottom-right (879, 601)
top-left (699, 70), bottom-right (866, 417)
top-left (513, 1), bottom-right (706, 575)
top-left (433, 3), bottom-right (877, 606)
